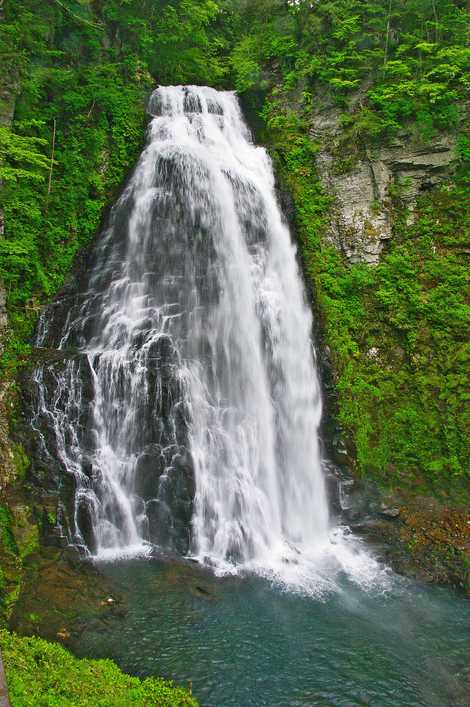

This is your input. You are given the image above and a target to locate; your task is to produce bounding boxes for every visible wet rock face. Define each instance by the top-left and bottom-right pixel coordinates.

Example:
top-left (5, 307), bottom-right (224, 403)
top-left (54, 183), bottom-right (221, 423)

top-left (23, 211), bottom-right (196, 557)
top-left (310, 100), bottom-right (456, 265)
top-left (23, 345), bottom-right (195, 556)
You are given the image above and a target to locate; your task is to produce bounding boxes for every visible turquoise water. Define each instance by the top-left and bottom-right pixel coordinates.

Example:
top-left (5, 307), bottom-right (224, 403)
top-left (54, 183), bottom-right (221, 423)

top-left (74, 559), bottom-right (470, 706)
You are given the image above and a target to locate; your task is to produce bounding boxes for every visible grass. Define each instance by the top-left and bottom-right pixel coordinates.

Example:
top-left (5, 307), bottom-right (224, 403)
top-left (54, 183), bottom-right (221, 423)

top-left (0, 630), bottom-right (198, 706)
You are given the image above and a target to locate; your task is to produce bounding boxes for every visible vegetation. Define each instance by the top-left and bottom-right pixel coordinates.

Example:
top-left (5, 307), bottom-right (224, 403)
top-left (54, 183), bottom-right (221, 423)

top-left (0, 505), bottom-right (21, 624)
top-left (225, 0), bottom-right (470, 492)
top-left (258, 107), bottom-right (470, 492)
top-left (228, 0), bottom-right (469, 133)
top-left (0, 629), bottom-right (197, 705)
top-left (0, 0), bottom-right (225, 369)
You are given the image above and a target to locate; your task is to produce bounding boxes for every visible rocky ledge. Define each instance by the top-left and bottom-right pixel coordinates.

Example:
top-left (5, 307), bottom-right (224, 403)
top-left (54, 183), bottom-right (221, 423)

top-left (310, 99), bottom-right (457, 264)
top-left (341, 477), bottom-right (470, 594)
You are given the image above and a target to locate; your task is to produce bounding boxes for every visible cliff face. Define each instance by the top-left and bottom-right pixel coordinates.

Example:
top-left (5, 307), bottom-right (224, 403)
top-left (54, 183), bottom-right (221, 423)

top-left (311, 100), bottom-right (457, 264)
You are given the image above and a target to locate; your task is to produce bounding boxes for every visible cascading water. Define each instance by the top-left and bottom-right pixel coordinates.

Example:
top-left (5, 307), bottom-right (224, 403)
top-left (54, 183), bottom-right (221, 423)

top-left (32, 86), bottom-right (384, 593)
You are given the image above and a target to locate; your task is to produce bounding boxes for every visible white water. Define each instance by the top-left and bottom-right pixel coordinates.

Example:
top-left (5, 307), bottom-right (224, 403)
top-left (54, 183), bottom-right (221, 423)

top-left (33, 86), bottom-right (387, 595)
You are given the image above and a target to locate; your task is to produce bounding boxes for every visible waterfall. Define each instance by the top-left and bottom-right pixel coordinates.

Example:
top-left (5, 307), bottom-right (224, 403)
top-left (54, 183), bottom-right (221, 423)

top-left (32, 86), bottom-right (383, 593)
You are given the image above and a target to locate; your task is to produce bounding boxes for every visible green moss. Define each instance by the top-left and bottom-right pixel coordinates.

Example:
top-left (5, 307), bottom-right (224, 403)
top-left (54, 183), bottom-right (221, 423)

top-left (258, 89), bottom-right (469, 496)
top-left (329, 185), bottom-right (470, 490)
top-left (15, 521), bottom-right (39, 563)
top-left (11, 445), bottom-right (29, 480)
top-left (0, 629), bottom-right (198, 706)
top-left (0, 0), bottom-right (227, 376)
top-left (0, 506), bottom-right (18, 558)
top-left (0, 506), bottom-right (21, 626)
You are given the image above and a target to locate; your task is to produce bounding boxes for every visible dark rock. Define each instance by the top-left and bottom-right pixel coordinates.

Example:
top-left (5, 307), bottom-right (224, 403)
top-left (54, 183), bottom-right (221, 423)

top-left (76, 498), bottom-right (97, 554)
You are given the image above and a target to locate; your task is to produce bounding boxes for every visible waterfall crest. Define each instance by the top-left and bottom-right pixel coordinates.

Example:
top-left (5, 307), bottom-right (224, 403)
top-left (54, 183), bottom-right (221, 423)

top-left (32, 86), bottom-right (384, 593)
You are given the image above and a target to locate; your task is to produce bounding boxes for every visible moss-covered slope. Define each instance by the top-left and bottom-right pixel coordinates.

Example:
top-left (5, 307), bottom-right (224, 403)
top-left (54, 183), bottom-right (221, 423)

top-left (0, 630), bottom-right (197, 706)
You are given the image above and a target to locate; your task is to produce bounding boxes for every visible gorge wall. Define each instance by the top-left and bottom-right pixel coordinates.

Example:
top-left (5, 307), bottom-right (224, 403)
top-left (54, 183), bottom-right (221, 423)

top-left (311, 96), bottom-right (458, 264)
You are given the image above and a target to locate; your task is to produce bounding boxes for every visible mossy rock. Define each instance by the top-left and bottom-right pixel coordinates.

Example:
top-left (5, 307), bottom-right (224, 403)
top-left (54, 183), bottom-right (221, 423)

top-left (9, 547), bottom-right (125, 643)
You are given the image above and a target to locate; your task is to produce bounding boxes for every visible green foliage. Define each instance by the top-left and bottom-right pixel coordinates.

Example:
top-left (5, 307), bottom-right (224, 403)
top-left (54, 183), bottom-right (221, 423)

top-left (0, 506), bottom-right (18, 557)
top-left (0, 506), bottom-right (21, 624)
top-left (152, 0), bottom-right (225, 84)
top-left (0, 127), bottom-right (49, 184)
top-left (228, 0), bottom-right (470, 494)
top-left (269, 111), bottom-right (470, 489)
top-left (230, 36), bottom-right (262, 92)
top-left (0, 629), bottom-right (198, 706)
top-left (230, 0), bottom-right (469, 139)
top-left (0, 0), bottom-right (227, 374)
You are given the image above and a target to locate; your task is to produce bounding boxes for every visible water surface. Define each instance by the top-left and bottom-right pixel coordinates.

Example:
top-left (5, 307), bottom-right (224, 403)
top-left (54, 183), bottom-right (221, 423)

top-left (74, 559), bottom-right (470, 706)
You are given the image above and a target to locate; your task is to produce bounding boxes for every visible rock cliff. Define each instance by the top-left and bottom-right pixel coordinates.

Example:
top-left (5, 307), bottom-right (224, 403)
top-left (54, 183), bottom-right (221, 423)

top-left (311, 101), bottom-right (457, 264)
